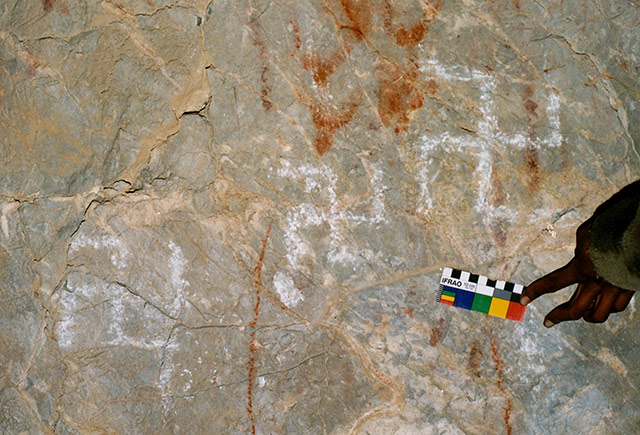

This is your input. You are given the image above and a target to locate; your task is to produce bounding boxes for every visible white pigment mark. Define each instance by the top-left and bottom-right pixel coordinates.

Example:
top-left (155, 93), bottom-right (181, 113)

top-left (415, 59), bottom-right (564, 214)
top-left (273, 271), bottom-right (304, 308)
top-left (168, 241), bottom-right (188, 317)
top-left (277, 160), bottom-right (387, 268)
top-left (70, 232), bottom-right (130, 269)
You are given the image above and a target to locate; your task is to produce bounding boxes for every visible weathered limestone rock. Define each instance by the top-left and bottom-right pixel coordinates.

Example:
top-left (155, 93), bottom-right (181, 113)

top-left (1, 0), bottom-right (639, 433)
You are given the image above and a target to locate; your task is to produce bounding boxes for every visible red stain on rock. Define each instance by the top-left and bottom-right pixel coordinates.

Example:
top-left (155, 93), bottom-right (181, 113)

top-left (378, 61), bottom-right (424, 133)
top-left (302, 51), bottom-right (345, 87)
top-left (290, 19), bottom-right (302, 53)
top-left (339, 0), bottom-right (372, 40)
top-left (429, 317), bottom-right (447, 346)
top-left (490, 163), bottom-right (505, 206)
top-left (249, 25), bottom-right (273, 111)
top-left (260, 65), bottom-right (273, 111)
top-left (404, 307), bottom-right (414, 318)
top-left (469, 340), bottom-right (483, 376)
top-left (57, 0), bottom-right (69, 14)
top-left (523, 84), bottom-right (538, 118)
top-left (310, 99), bottom-right (360, 155)
top-left (489, 164), bottom-right (507, 247)
top-left (425, 79), bottom-right (438, 95)
top-left (247, 224), bottom-right (272, 435)
top-left (395, 21), bottom-right (429, 47)
top-left (524, 99), bottom-right (538, 118)
top-left (525, 143), bottom-right (541, 193)
top-left (383, 0), bottom-right (443, 48)
top-left (42, 0), bottom-right (68, 14)
top-left (43, 0), bottom-right (55, 12)
top-left (490, 337), bottom-right (514, 435)
top-left (522, 85), bottom-right (541, 193)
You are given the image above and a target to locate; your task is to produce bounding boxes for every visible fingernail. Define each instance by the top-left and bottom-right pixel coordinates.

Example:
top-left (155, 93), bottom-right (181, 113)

top-left (520, 296), bottom-right (530, 306)
top-left (544, 319), bottom-right (555, 328)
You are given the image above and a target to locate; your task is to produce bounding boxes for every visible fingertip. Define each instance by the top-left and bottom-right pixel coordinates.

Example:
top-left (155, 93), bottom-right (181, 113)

top-left (519, 295), bottom-right (530, 306)
top-left (543, 319), bottom-right (555, 328)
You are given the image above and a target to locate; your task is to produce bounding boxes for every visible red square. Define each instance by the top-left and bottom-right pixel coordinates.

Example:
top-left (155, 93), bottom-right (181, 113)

top-left (440, 299), bottom-right (454, 306)
top-left (506, 301), bottom-right (526, 321)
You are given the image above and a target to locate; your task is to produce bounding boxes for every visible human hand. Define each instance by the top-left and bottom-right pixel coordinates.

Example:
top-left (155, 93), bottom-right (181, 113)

top-left (520, 218), bottom-right (635, 327)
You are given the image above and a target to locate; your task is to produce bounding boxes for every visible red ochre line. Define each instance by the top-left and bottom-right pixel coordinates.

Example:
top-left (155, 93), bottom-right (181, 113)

top-left (247, 223), bottom-right (272, 435)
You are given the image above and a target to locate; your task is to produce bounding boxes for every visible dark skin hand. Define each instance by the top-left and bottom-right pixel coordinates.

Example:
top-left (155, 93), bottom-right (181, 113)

top-left (520, 217), bottom-right (635, 327)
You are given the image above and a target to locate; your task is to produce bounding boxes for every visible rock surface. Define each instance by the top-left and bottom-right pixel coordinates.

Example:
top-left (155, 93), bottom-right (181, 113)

top-left (1, 0), bottom-right (639, 433)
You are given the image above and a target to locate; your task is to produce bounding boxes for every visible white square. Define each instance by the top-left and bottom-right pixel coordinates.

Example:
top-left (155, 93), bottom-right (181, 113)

top-left (496, 280), bottom-right (506, 290)
top-left (460, 271), bottom-right (470, 282)
top-left (442, 267), bottom-right (452, 278)
top-left (476, 285), bottom-right (495, 296)
top-left (478, 276), bottom-right (488, 286)
top-left (514, 284), bottom-right (524, 294)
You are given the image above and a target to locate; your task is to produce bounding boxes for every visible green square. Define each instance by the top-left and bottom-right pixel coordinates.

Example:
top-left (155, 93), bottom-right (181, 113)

top-left (471, 294), bottom-right (492, 314)
top-left (442, 289), bottom-right (456, 297)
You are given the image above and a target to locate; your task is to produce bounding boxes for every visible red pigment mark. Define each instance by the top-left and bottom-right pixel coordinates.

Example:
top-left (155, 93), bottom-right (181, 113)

top-left (429, 317), bottom-right (447, 346)
top-left (26, 56), bottom-right (41, 77)
top-left (489, 164), bottom-right (507, 247)
top-left (42, 0), bottom-right (55, 12)
top-left (310, 99), bottom-right (360, 155)
top-left (249, 25), bottom-right (273, 111)
top-left (378, 61), bottom-right (424, 133)
top-left (514, 0), bottom-right (521, 9)
top-left (523, 84), bottom-right (538, 118)
top-left (425, 79), bottom-right (438, 95)
top-left (290, 19), bottom-right (302, 54)
top-left (246, 224), bottom-right (272, 435)
top-left (524, 99), bottom-right (538, 118)
top-left (525, 143), bottom-right (541, 193)
top-left (302, 50), bottom-right (345, 87)
top-left (404, 307), bottom-right (414, 318)
top-left (619, 60), bottom-right (628, 72)
top-left (468, 340), bottom-right (482, 376)
top-left (42, 0), bottom-right (68, 14)
top-left (260, 65), bottom-right (272, 111)
top-left (339, 0), bottom-right (372, 40)
top-left (383, 0), bottom-right (443, 48)
top-left (57, 0), bottom-right (69, 14)
top-left (490, 337), bottom-right (514, 435)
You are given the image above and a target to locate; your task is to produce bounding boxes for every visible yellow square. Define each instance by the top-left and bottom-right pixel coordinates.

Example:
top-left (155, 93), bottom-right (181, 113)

top-left (488, 297), bottom-right (509, 318)
top-left (441, 295), bottom-right (455, 302)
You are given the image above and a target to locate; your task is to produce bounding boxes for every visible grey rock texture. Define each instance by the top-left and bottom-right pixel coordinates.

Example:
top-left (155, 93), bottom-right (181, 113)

top-left (1, 0), bottom-right (639, 433)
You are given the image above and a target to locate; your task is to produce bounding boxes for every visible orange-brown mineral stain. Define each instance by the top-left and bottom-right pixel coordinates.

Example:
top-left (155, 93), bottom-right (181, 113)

top-left (246, 224), bottom-right (272, 435)
top-left (378, 61), bottom-right (424, 133)
top-left (310, 99), bottom-right (360, 155)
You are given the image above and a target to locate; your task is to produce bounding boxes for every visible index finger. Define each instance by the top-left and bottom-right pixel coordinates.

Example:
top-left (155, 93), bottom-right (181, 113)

top-left (520, 259), bottom-right (578, 305)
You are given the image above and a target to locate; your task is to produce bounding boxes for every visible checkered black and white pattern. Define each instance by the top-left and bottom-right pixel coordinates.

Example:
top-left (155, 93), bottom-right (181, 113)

top-left (438, 267), bottom-right (524, 302)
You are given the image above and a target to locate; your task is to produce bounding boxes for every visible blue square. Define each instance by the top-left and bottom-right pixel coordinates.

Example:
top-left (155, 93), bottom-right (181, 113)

top-left (452, 289), bottom-right (474, 310)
